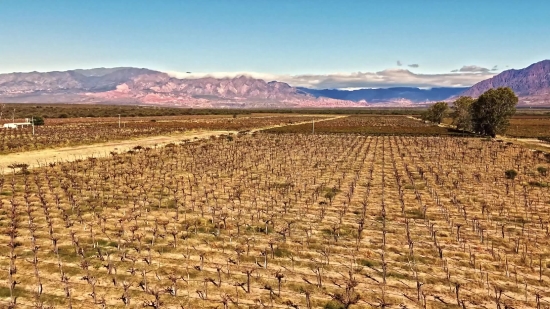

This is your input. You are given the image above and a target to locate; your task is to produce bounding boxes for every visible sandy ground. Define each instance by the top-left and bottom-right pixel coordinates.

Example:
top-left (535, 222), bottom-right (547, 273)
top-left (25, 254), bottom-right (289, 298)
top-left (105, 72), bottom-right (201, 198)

top-left (499, 137), bottom-right (550, 150)
top-left (0, 116), bottom-right (345, 171)
top-left (0, 130), bottom-right (234, 170)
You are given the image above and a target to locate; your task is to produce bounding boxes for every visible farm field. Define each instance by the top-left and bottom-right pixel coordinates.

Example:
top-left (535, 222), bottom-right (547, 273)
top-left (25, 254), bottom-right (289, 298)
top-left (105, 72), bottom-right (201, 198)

top-left (1, 133), bottom-right (550, 308)
top-left (506, 116), bottom-right (550, 139)
top-left (0, 115), bottom-right (330, 154)
top-left (440, 115), bottom-right (550, 140)
top-left (0, 105), bottom-right (260, 119)
top-left (0, 130), bottom-right (236, 170)
top-left (264, 115), bottom-right (464, 135)
top-left (0, 104), bottom-right (426, 120)
top-left (0, 115), bottom-right (234, 127)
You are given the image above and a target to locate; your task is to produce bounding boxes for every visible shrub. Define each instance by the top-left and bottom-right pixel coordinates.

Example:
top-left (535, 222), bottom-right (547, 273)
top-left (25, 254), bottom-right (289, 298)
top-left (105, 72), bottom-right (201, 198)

top-left (324, 301), bottom-right (345, 309)
top-left (31, 116), bottom-right (45, 125)
top-left (528, 181), bottom-right (548, 188)
top-left (358, 259), bottom-right (379, 268)
top-left (505, 169), bottom-right (517, 180)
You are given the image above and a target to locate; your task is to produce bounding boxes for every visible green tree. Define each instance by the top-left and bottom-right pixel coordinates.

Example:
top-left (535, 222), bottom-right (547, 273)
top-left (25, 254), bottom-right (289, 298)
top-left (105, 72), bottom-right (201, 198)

top-left (31, 116), bottom-right (44, 126)
top-left (451, 96), bottom-right (474, 131)
top-left (421, 102), bottom-right (448, 124)
top-left (470, 87), bottom-right (518, 137)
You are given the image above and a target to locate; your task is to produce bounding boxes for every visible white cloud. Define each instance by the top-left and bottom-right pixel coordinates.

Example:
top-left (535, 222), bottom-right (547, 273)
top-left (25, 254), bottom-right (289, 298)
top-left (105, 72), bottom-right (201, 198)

top-left (451, 65), bottom-right (490, 73)
top-left (165, 71), bottom-right (280, 81)
top-left (397, 60), bottom-right (403, 66)
top-left (165, 68), bottom-right (496, 90)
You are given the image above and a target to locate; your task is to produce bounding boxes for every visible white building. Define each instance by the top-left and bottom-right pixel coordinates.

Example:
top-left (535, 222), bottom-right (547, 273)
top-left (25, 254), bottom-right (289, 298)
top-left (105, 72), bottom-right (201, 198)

top-left (3, 118), bottom-right (32, 129)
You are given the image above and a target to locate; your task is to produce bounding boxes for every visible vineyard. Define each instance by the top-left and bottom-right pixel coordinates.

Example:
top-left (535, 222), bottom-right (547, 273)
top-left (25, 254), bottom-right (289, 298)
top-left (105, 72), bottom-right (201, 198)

top-left (0, 115), bottom-right (327, 154)
top-left (1, 133), bottom-right (550, 308)
top-left (506, 116), bottom-right (550, 139)
top-left (439, 115), bottom-right (550, 140)
top-left (264, 116), bottom-right (463, 135)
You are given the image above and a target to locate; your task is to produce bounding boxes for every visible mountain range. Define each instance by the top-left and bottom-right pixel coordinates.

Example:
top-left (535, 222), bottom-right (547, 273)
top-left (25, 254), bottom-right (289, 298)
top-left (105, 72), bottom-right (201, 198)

top-left (0, 60), bottom-right (549, 107)
top-left (0, 68), bottom-right (359, 108)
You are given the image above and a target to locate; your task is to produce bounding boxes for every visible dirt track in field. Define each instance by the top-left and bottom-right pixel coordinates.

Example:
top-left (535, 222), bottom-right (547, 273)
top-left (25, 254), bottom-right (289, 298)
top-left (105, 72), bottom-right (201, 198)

top-left (0, 130), bottom-right (234, 170)
top-left (0, 116), bottom-right (345, 171)
top-left (407, 116), bottom-right (550, 151)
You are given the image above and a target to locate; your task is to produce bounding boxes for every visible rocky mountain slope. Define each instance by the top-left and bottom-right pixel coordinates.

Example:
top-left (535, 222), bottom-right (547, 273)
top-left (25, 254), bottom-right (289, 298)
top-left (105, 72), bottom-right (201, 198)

top-left (0, 68), bottom-right (361, 108)
top-left (460, 60), bottom-right (550, 105)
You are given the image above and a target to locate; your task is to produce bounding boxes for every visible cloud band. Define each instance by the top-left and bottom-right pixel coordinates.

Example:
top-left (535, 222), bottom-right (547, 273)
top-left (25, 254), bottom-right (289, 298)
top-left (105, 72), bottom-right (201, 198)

top-left (166, 68), bottom-right (496, 90)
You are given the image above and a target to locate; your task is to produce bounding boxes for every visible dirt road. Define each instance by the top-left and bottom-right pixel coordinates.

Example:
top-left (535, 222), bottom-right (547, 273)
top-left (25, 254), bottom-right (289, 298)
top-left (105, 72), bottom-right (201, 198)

top-left (0, 130), bottom-right (235, 170)
top-left (407, 116), bottom-right (550, 151)
top-left (0, 116), bottom-right (346, 171)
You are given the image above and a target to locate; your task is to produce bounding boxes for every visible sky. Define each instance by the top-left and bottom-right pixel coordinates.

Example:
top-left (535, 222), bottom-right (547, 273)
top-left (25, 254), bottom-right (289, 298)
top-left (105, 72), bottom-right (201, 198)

top-left (1, 0), bottom-right (549, 89)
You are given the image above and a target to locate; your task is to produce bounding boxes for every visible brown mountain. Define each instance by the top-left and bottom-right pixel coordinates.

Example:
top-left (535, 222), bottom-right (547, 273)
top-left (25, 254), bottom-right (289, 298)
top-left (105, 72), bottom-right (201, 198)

top-left (460, 60), bottom-right (550, 105)
top-left (0, 68), bottom-right (362, 108)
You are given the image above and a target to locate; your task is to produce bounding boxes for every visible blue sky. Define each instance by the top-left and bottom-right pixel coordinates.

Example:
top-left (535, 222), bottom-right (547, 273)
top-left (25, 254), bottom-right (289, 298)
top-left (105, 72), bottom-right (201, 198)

top-left (1, 0), bottom-right (549, 88)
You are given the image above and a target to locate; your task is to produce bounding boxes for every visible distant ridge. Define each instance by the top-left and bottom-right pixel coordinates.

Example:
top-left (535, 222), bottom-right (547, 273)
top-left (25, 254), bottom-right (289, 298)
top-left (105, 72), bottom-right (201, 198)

top-left (299, 87), bottom-right (468, 104)
top-left (460, 60), bottom-right (550, 105)
top-left (0, 68), bottom-right (361, 108)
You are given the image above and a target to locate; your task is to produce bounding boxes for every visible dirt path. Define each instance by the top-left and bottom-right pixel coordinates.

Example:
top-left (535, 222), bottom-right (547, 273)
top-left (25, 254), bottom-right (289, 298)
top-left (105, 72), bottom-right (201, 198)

top-left (249, 115), bottom-right (347, 133)
top-left (0, 130), bottom-right (235, 170)
top-left (497, 136), bottom-right (550, 151)
top-left (407, 116), bottom-right (550, 151)
top-left (0, 115), bottom-right (346, 171)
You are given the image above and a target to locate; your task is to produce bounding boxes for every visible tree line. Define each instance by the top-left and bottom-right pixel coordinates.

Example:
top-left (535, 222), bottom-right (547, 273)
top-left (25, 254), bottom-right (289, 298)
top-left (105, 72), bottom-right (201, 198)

top-left (421, 87), bottom-right (518, 137)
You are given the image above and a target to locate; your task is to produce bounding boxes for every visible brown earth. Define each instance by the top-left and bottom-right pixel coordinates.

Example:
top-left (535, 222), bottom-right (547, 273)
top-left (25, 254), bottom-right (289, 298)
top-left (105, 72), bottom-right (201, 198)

top-left (0, 116), bottom-right (346, 171)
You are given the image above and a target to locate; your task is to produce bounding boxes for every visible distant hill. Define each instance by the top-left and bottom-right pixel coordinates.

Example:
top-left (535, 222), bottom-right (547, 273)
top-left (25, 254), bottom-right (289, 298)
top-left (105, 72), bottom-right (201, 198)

top-left (0, 68), bottom-right (361, 108)
top-left (299, 87), bottom-right (468, 103)
top-left (460, 60), bottom-right (550, 105)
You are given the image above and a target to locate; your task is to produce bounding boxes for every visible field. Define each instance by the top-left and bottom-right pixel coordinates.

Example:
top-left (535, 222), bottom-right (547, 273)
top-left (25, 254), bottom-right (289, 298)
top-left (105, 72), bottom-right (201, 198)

top-left (506, 116), bottom-right (550, 139)
top-left (2, 130), bottom-right (550, 308)
top-left (264, 115), bottom-right (465, 136)
top-left (0, 115), bottom-right (329, 154)
top-left (0, 105), bottom-right (256, 119)
top-left (0, 104), bottom-right (424, 120)
top-left (441, 115), bottom-right (550, 140)
top-left (1, 113), bottom-right (550, 309)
